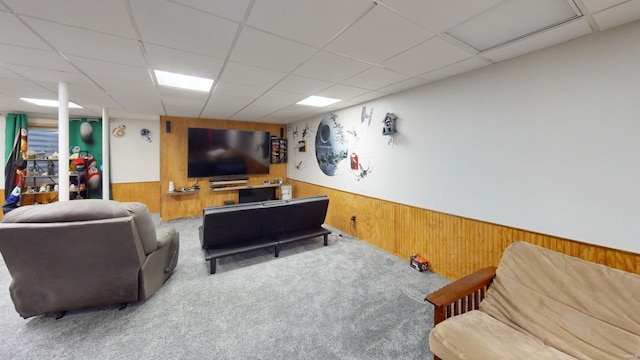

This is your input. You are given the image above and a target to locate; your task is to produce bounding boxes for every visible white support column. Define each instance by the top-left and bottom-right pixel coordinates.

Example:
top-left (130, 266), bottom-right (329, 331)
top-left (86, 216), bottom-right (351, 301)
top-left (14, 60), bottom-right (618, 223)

top-left (102, 108), bottom-right (110, 199)
top-left (58, 82), bottom-right (70, 201)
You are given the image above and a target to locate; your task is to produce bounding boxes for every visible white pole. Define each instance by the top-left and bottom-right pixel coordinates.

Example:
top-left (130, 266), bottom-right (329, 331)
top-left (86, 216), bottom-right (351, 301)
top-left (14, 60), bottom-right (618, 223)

top-left (58, 82), bottom-right (70, 201)
top-left (102, 108), bottom-right (110, 199)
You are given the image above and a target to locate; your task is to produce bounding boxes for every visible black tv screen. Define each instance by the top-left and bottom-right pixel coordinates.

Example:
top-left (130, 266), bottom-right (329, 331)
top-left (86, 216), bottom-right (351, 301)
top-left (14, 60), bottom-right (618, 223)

top-left (188, 128), bottom-right (271, 179)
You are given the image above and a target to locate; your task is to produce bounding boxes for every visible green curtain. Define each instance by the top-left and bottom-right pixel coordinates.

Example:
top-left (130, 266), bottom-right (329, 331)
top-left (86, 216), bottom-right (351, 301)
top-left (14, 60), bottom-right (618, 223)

top-left (69, 118), bottom-right (103, 199)
top-left (4, 113), bottom-right (28, 199)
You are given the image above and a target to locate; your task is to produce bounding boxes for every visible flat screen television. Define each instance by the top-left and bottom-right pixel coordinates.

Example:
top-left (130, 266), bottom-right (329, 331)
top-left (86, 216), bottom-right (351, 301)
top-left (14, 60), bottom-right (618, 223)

top-left (187, 128), bottom-right (271, 179)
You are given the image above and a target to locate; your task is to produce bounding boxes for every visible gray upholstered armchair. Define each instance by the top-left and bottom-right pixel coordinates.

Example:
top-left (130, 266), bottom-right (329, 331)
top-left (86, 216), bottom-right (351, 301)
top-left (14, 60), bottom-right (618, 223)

top-left (0, 200), bottom-right (179, 318)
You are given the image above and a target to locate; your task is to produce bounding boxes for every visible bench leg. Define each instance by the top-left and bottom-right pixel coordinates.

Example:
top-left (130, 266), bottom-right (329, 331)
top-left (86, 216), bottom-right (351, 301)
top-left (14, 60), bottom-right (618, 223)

top-left (209, 258), bottom-right (217, 274)
top-left (275, 244), bottom-right (280, 257)
top-left (323, 234), bottom-right (328, 246)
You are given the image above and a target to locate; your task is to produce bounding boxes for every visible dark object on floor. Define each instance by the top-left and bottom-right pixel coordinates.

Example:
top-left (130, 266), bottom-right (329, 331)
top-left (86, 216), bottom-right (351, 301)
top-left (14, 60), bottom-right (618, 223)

top-left (199, 195), bottom-right (331, 273)
top-left (410, 254), bottom-right (428, 272)
top-left (0, 200), bottom-right (179, 318)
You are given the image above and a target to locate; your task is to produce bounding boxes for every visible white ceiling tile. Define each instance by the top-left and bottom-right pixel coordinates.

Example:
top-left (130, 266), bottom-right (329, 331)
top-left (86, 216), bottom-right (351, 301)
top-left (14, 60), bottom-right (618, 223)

top-left (247, 0), bottom-right (373, 48)
top-left (144, 44), bottom-right (224, 79)
top-left (342, 67), bottom-right (411, 90)
top-left (0, 67), bottom-right (25, 80)
top-left (5, 0), bottom-right (136, 38)
top-left (4, 64), bottom-right (88, 84)
top-left (230, 28), bottom-right (317, 73)
top-left (202, 93), bottom-right (254, 119)
top-left (380, 0), bottom-right (503, 33)
top-left (0, 78), bottom-right (54, 94)
top-left (0, 11), bottom-right (50, 50)
top-left (93, 77), bottom-right (157, 95)
top-left (382, 37), bottom-right (472, 77)
top-left (317, 84), bottom-right (370, 100)
top-left (580, 0), bottom-right (629, 14)
top-left (294, 51), bottom-right (371, 83)
top-left (159, 88), bottom-right (209, 117)
top-left (325, 5), bottom-right (434, 64)
top-left (229, 107), bottom-right (270, 121)
top-left (213, 81), bottom-right (267, 99)
top-left (272, 75), bottom-right (333, 95)
top-left (23, 18), bottom-right (147, 67)
top-left (169, 0), bottom-right (251, 22)
top-left (420, 57), bottom-right (491, 82)
top-left (67, 56), bottom-right (152, 84)
top-left (269, 105), bottom-right (317, 118)
top-left (482, 18), bottom-right (593, 62)
top-left (236, 90), bottom-right (307, 118)
top-left (377, 77), bottom-right (430, 94)
top-left (212, 82), bottom-right (267, 100)
top-left (64, 83), bottom-right (124, 109)
top-left (130, 0), bottom-right (238, 58)
top-left (219, 62), bottom-right (287, 89)
top-left (0, 44), bottom-right (76, 71)
top-left (592, 1), bottom-right (640, 31)
top-left (117, 96), bottom-right (165, 116)
top-left (348, 91), bottom-right (388, 104)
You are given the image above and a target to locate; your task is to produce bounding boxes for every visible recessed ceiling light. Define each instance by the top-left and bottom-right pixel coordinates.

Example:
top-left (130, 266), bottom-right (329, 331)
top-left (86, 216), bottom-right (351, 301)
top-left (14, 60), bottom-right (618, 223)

top-left (20, 98), bottom-right (83, 109)
top-left (297, 95), bottom-right (342, 107)
top-left (445, 0), bottom-right (582, 52)
top-left (154, 70), bottom-right (214, 92)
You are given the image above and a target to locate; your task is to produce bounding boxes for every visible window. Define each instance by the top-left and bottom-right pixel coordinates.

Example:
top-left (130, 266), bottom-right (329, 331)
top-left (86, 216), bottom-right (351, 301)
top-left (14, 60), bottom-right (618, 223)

top-left (27, 127), bottom-right (59, 175)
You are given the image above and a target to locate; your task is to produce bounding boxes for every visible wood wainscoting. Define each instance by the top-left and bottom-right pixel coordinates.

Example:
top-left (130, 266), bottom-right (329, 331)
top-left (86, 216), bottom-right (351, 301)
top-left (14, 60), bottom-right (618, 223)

top-left (111, 182), bottom-right (161, 213)
top-left (288, 179), bottom-right (640, 280)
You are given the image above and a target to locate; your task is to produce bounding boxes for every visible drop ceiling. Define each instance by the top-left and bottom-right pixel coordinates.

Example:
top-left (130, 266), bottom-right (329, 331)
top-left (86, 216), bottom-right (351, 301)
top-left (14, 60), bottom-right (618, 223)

top-left (0, 0), bottom-right (638, 124)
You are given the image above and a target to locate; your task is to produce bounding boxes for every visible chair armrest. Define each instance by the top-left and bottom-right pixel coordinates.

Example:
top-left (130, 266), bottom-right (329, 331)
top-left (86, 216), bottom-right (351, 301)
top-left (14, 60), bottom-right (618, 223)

top-left (425, 266), bottom-right (497, 325)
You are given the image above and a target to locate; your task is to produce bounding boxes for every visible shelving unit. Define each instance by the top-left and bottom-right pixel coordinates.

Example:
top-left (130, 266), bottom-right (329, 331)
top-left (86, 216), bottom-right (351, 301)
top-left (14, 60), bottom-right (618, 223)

top-left (167, 190), bottom-right (199, 196)
top-left (270, 137), bottom-right (287, 164)
top-left (20, 158), bottom-right (86, 204)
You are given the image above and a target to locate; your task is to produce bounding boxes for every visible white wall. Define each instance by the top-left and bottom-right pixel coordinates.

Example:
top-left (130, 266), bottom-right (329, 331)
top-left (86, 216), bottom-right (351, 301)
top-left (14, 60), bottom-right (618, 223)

top-left (288, 20), bottom-right (640, 254)
top-left (109, 118), bottom-right (160, 183)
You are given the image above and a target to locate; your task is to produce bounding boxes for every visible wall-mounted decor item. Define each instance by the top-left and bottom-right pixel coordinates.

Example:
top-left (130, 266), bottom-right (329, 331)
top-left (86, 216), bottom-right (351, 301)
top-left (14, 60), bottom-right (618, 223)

top-left (69, 118), bottom-right (103, 199)
top-left (350, 153), bottom-right (359, 170)
top-left (301, 123), bottom-right (312, 139)
top-left (356, 163), bottom-right (371, 181)
top-left (347, 128), bottom-right (359, 143)
top-left (315, 114), bottom-right (348, 176)
top-left (80, 121), bottom-right (93, 142)
top-left (382, 113), bottom-right (398, 135)
top-left (140, 128), bottom-right (152, 142)
top-left (361, 106), bottom-right (373, 126)
top-left (297, 140), bottom-right (307, 152)
top-left (112, 124), bottom-right (126, 137)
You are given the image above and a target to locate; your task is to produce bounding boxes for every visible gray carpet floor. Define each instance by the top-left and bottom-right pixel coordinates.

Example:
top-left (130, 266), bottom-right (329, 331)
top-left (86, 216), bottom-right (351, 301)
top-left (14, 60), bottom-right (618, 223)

top-left (0, 215), bottom-right (450, 359)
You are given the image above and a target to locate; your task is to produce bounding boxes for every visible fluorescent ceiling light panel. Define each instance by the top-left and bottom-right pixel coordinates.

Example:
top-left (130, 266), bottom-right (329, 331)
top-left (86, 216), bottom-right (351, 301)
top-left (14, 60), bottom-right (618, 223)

top-left (445, 0), bottom-right (581, 52)
top-left (154, 70), bottom-right (214, 92)
top-left (20, 98), bottom-right (83, 109)
top-left (297, 95), bottom-right (342, 107)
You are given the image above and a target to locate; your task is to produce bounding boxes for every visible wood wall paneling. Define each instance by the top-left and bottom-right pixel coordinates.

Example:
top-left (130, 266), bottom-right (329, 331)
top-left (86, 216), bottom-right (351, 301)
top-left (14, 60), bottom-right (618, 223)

top-left (111, 182), bottom-right (161, 213)
top-left (287, 179), bottom-right (640, 280)
top-left (159, 116), bottom-right (286, 220)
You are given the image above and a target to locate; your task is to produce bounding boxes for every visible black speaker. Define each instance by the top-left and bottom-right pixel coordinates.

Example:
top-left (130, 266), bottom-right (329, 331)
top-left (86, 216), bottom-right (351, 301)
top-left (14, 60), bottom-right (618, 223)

top-left (166, 121), bottom-right (171, 133)
top-left (280, 127), bottom-right (284, 138)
